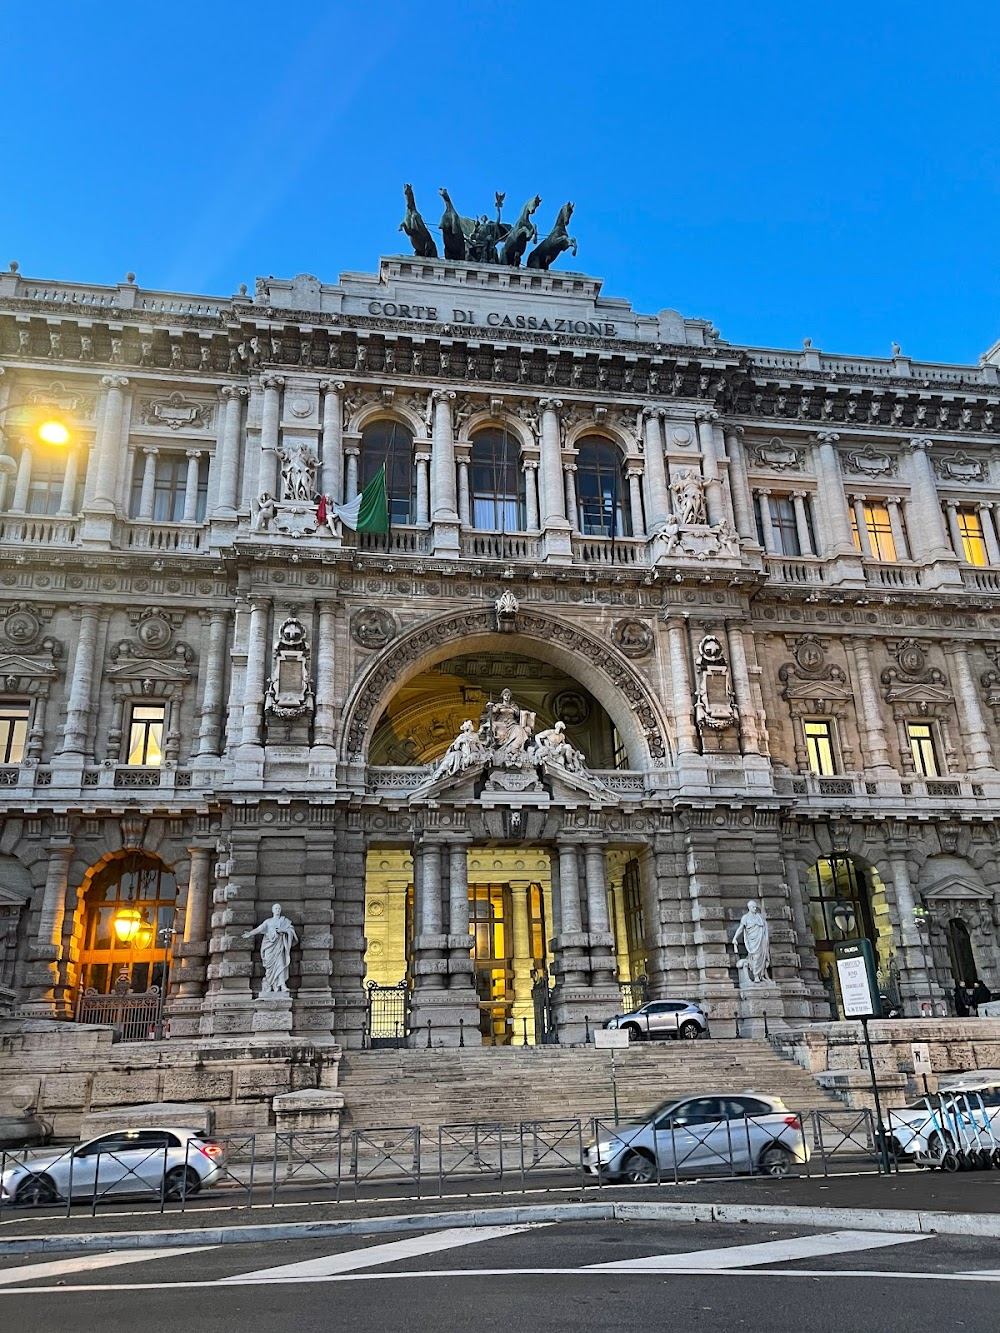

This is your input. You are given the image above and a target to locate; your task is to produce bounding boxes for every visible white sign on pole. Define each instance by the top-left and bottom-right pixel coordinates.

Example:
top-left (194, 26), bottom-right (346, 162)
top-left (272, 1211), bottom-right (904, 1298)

top-left (911, 1043), bottom-right (932, 1077)
top-left (836, 953), bottom-right (878, 1018)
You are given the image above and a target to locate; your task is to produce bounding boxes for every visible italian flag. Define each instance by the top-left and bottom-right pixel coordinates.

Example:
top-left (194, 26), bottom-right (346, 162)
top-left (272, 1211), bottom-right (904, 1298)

top-left (332, 465), bottom-right (389, 533)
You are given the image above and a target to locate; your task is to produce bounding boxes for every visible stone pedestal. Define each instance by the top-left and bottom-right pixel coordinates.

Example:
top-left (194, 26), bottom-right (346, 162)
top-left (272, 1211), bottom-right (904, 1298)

top-left (736, 977), bottom-right (788, 1038)
top-left (409, 933), bottom-right (480, 1047)
top-left (272, 1087), bottom-right (344, 1134)
top-left (251, 993), bottom-right (293, 1035)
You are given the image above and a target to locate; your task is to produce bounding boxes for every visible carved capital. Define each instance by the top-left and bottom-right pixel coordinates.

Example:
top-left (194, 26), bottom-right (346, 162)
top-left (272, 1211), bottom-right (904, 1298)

top-left (219, 385), bottom-right (247, 402)
top-left (907, 436), bottom-right (934, 452)
top-left (261, 375), bottom-right (285, 392)
top-left (141, 445), bottom-right (159, 457)
top-left (538, 397), bottom-right (564, 413)
top-left (723, 422), bottom-right (745, 440)
top-left (431, 388), bottom-right (456, 405)
top-left (185, 448), bottom-right (202, 459)
top-left (101, 375), bottom-right (129, 391)
top-left (319, 380), bottom-right (346, 395)
top-left (626, 465), bottom-right (644, 479)
top-left (814, 430), bottom-right (840, 445)
top-left (695, 408), bottom-right (720, 424)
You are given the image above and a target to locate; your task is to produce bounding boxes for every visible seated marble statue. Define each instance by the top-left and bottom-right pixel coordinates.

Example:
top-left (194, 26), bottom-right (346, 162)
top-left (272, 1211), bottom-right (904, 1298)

top-left (533, 720), bottom-right (586, 772)
top-left (432, 720), bottom-right (485, 779)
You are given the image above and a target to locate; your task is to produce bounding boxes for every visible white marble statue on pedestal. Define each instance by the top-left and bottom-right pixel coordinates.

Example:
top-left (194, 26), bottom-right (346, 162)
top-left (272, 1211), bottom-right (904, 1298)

top-left (732, 899), bottom-right (770, 984)
top-left (243, 903), bottom-right (298, 994)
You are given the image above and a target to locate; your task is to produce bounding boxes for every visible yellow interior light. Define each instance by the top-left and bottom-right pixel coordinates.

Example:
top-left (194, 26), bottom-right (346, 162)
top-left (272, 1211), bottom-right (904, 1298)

top-left (38, 420), bottom-right (70, 446)
top-left (113, 906), bottom-right (142, 943)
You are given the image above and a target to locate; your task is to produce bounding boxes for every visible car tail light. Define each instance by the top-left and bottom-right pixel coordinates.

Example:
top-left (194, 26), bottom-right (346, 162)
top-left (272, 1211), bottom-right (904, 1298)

top-left (783, 1116), bottom-right (801, 1130)
top-left (199, 1142), bottom-right (224, 1157)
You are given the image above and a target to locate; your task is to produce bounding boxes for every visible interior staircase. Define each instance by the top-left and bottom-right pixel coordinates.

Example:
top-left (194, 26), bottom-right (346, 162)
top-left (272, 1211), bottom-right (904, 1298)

top-left (337, 1039), bottom-right (838, 1132)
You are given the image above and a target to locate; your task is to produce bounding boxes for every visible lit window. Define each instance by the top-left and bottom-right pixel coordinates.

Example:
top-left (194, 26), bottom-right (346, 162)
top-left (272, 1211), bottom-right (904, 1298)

top-left (907, 722), bottom-right (940, 778)
top-left (955, 508), bottom-right (988, 566)
top-left (804, 719), bottom-right (837, 775)
top-left (851, 502), bottom-right (897, 562)
top-left (127, 704), bottom-right (165, 766)
top-left (0, 702), bottom-right (29, 763)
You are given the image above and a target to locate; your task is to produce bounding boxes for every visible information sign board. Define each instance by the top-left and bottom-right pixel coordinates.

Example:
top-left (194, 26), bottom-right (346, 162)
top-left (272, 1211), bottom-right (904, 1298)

top-left (834, 939), bottom-right (880, 1019)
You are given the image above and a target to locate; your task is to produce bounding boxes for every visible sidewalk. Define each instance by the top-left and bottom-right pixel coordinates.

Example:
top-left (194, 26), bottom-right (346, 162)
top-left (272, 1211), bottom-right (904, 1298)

top-left (1, 1169), bottom-right (997, 1253)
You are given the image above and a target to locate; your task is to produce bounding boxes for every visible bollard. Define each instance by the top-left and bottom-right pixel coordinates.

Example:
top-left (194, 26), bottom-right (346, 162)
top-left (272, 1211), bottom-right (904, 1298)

top-left (522, 1016), bottom-right (529, 1046)
top-left (584, 1014), bottom-right (591, 1043)
top-left (459, 1017), bottom-right (465, 1048)
top-left (426, 1019), bottom-right (432, 1049)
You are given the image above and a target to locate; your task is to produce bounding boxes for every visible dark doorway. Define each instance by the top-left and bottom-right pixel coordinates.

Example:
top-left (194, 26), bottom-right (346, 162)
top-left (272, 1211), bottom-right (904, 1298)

top-left (946, 917), bottom-right (978, 988)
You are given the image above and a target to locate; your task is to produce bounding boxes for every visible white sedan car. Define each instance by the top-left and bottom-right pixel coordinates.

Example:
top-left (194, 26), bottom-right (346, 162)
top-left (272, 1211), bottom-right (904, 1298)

top-left (1, 1127), bottom-right (224, 1206)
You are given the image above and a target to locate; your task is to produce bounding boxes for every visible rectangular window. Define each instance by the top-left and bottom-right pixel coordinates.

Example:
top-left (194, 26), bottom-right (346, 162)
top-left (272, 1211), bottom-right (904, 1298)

top-left (127, 703), bottom-right (165, 766)
top-left (804, 719), bottom-right (837, 775)
top-left (0, 702), bottom-right (30, 763)
top-left (622, 858), bottom-right (646, 960)
top-left (768, 495), bottom-right (801, 556)
top-left (26, 454), bottom-right (64, 516)
top-left (908, 722), bottom-right (940, 778)
top-left (956, 507), bottom-right (988, 566)
top-left (852, 502), bottom-right (897, 562)
top-left (129, 454), bottom-right (205, 523)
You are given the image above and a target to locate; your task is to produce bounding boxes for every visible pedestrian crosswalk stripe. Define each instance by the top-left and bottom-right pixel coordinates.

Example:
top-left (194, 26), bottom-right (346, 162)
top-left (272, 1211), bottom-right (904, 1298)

top-left (221, 1223), bottom-right (550, 1282)
top-left (0, 1246), bottom-right (209, 1286)
top-left (587, 1229), bottom-right (928, 1271)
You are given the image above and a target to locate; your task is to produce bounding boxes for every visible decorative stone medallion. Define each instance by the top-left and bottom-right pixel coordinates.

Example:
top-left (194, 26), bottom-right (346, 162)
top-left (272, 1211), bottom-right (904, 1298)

top-left (611, 618), bottom-right (654, 658)
top-left (352, 608), bottom-right (396, 650)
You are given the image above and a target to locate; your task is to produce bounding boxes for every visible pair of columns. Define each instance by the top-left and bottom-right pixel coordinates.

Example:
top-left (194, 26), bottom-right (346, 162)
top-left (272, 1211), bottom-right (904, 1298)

top-left (944, 499), bottom-right (1000, 566)
top-left (664, 617), bottom-right (765, 757)
top-left (848, 494), bottom-right (909, 561)
top-left (133, 446), bottom-right (203, 522)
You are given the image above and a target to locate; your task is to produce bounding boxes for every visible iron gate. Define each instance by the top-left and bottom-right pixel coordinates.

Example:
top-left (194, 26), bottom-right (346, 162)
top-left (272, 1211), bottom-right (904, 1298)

top-left (619, 975), bottom-right (649, 1013)
top-left (75, 986), bottom-right (165, 1041)
top-left (364, 979), bottom-right (409, 1048)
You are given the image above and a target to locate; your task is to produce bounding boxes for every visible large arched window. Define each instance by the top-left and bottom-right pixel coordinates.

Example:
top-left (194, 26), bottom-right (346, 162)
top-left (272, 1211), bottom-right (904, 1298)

top-left (360, 420), bottom-right (415, 525)
top-left (471, 427), bottom-right (524, 531)
top-left (575, 437), bottom-right (630, 537)
top-left (78, 854), bottom-right (177, 995)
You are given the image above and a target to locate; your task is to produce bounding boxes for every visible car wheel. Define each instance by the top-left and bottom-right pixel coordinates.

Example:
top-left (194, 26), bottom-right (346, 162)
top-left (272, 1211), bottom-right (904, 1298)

top-left (678, 1021), bottom-right (701, 1041)
top-left (620, 1150), bottom-right (656, 1184)
top-left (623, 1023), bottom-right (642, 1043)
top-left (758, 1144), bottom-right (795, 1178)
top-left (162, 1167), bottom-right (201, 1201)
top-left (15, 1174), bottom-right (57, 1207)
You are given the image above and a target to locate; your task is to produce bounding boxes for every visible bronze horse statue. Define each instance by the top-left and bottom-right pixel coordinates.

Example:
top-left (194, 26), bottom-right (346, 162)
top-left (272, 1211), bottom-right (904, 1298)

top-left (439, 188), bottom-right (467, 261)
top-left (399, 184), bottom-right (437, 258)
top-left (500, 194), bottom-right (542, 267)
top-left (526, 202), bottom-right (578, 270)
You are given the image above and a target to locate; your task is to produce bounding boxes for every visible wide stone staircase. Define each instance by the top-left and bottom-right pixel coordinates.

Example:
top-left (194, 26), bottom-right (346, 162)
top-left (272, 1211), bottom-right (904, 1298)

top-left (338, 1040), bottom-right (837, 1132)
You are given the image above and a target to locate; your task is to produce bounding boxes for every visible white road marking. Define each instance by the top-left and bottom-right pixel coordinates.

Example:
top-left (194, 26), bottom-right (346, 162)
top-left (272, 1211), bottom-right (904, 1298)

top-left (220, 1223), bottom-right (550, 1282)
top-left (588, 1230), bottom-right (929, 1270)
top-left (0, 1246), bottom-right (209, 1286)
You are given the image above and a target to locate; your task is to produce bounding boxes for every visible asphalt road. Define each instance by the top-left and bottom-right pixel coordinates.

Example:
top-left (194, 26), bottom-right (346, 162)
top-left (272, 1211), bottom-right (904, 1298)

top-left (0, 1219), bottom-right (997, 1332)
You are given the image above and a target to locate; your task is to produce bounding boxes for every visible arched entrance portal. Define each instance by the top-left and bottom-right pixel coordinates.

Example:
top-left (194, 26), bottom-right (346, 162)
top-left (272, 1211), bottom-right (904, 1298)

top-left (362, 651), bottom-right (652, 1045)
top-left (806, 854), bottom-right (896, 1017)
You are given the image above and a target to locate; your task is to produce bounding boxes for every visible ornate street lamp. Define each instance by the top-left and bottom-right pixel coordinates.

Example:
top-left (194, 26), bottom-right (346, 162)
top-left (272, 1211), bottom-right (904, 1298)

top-left (831, 899), bottom-right (857, 938)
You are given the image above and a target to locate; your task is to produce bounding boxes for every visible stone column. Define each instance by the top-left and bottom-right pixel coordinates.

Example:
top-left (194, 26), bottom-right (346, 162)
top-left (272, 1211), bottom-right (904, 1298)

top-left (666, 617), bottom-right (699, 754)
top-left (214, 386), bottom-right (246, 517)
top-left (812, 431), bottom-right (856, 555)
top-left (456, 450), bottom-right (471, 526)
top-left (584, 841), bottom-right (617, 990)
top-left (170, 845), bottom-right (213, 1031)
top-left (563, 461), bottom-right (578, 531)
top-left (313, 602), bottom-right (338, 748)
top-left (887, 836), bottom-right (943, 1011)
top-left (136, 447), bottom-right (159, 520)
top-left (903, 437), bottom-right (957, 568)
top-left (558, 842), bottom-right (582, 934)
top-left (725, 621), bottom-right (761, 755)
top-left (24, 841), bottom-right (75, 1017)
top-left (538, 398), bottom-right (567, 526)
top-left (642, 409), bottom-right (671, 532)
top-left (945, 641), bottom-right (994, 770)
top-left (847, 637), bottom-right (893, 769)
top-left (723, 424), bottom-right (756, 542)
top-left (258, 375), bottom-right (284, 499)
top-left (695, 409), bottom-right (724, 525)
top-left (57, 607), bottom-right (102, 755)
top-left (89, 375), bottom-right (129, 512)
top-left (755, 489), bottom-right (776, 552)
top-left (627, 466), bottom-right (646, 539)
top-left (414, 452), bottom-right (430, 525)
top-left (945, 501), bottom-right (965, 560)
top-left (344, 446), bottom-right (360, 502)
top-left (851, 496), bottom-right (875, 559)
top-left (886, 496), bottom-right (908, 560)
top-left (791, 490), bottom-right (813, 556)
top-left (9, 442), bottom-right (31, 514)
top-left (431, 387), bottom-right (458, 519)
top-left (524, 459), bottom-right (540, 531)
top-left (240, 599), bottom-right (270, 747)
top-left (196, 609), bottom-right (229, 756)
top-left (182, 450), bottom-right (202, 523)
top-left (509, 880), bottom-right (535, 1042)
top-left (980, 503), bottom-right (1000, 565)
top-left (56, 445), bottom-right (81, 516)
top-left (319, 380), bottom-right (345, 501)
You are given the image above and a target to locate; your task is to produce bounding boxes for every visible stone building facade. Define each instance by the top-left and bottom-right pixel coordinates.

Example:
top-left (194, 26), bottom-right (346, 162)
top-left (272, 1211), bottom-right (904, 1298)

top-left (0, 252), bottom-right (999, 1048)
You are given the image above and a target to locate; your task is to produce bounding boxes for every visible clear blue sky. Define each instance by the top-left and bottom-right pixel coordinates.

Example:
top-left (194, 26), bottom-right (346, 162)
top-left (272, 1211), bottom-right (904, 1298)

top-left (4, 2), bottom-right (999, 363)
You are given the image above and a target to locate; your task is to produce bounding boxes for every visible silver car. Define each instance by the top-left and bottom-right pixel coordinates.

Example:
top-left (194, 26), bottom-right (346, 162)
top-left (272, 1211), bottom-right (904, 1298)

top-left (604, 999), bottom-right (709, 1041)
top-left (0, 1126), bottom-right (224, 1206)
top-left (583, 1093), bottom-right (810, 1181)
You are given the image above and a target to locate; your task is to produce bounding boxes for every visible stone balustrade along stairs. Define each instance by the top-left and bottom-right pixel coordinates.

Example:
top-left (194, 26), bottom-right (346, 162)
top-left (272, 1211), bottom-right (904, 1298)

top-left (337, 1039), bottom-right (838, 1132)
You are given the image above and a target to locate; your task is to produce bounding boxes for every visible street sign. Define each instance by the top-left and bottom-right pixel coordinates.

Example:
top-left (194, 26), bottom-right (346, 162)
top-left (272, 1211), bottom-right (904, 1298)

top-left (911, 1043), bottom-right (932, 1077)
top-left (834, 938), bottom-right (880, 1019)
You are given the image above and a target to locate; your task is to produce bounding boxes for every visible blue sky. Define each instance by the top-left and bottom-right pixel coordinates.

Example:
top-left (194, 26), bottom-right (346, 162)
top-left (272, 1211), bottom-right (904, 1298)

top-left (4, 2), bottom-right (999, 362)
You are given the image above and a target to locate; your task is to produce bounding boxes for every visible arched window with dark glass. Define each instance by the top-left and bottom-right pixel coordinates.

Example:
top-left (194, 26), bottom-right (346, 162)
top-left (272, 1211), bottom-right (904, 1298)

top-left (360, 420), bottom-right (415, 525)
top-left (471, 427), bottom-right (524, 531)
top-left (575, 437), bottom-right (630, 537)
